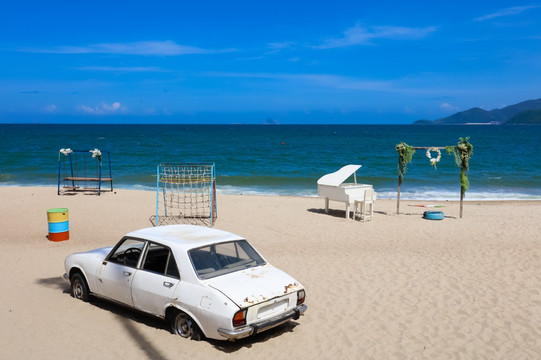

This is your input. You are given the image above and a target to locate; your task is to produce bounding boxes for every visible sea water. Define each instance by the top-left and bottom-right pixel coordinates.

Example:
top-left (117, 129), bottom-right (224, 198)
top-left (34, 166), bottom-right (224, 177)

top-left (0, 124), bottom-right (540, 200)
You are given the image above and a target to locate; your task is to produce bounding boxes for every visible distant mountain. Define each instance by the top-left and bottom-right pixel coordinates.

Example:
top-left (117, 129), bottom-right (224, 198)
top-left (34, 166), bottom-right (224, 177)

top-left (414, 98), bottom-right (541, 125)
top-left (506, 109), bottom-right (541, 124)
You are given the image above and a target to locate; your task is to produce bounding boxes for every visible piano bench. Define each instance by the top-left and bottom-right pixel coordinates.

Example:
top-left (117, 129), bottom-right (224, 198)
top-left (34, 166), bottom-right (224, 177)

top-left (353, 200), bottom-right (374, 222)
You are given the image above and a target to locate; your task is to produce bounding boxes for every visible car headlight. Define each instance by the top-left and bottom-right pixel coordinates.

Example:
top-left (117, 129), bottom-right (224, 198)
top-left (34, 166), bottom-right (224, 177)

top-left (233, 309), bottom-right (247, 327)
top-left (297, 289), bottom-right (306, 305)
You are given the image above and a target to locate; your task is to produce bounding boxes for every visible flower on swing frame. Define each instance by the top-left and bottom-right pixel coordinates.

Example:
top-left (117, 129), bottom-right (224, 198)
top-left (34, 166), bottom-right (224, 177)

top-left (90, 149), bottom-right (102, 158)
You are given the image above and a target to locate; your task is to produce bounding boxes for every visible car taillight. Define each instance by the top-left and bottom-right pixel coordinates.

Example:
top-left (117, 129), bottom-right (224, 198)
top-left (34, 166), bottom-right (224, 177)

top-left (297, 289), bottom-right (306, 305)
top-left (233, 309), bottom-right (247, 327)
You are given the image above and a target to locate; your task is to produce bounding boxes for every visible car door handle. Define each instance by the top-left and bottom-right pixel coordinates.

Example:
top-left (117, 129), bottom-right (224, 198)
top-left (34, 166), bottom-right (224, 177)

top-left (163, 281), bottom-right (174, 288)
top-left (123, 271), bottom-right (132, 276)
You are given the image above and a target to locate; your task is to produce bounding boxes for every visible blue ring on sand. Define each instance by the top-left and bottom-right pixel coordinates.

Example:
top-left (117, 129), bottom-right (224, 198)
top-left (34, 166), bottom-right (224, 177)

top-left (423, 211), bottom-right (444, 220)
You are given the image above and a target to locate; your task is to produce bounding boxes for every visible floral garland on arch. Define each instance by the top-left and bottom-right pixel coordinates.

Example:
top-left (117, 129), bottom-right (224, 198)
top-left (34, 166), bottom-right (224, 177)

top-left (426, 148), bottom-right (441, 169)
top-left (395, 138), bottom-right (473, 191)
top-left (395, 142), bottom-right (415, 181)
top-left (446, 137), bottom-right (474, 196)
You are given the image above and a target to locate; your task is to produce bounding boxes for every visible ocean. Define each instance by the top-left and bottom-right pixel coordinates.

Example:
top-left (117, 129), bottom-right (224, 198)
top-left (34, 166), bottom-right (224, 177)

top-left (1, 124), bottom-right (540, 200)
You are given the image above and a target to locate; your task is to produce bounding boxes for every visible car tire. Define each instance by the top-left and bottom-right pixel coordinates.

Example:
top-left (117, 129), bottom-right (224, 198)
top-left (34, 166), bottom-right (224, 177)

top-left (171, 311), bottom-right (203, 341)
top-left (70, 273), bottom-right (90, 302)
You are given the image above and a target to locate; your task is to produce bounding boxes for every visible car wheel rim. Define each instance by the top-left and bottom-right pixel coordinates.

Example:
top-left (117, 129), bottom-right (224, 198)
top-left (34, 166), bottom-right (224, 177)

top-left (175, 316), bottom-right (193, 338)
top-left (73, 279), bottom-right (83, 299)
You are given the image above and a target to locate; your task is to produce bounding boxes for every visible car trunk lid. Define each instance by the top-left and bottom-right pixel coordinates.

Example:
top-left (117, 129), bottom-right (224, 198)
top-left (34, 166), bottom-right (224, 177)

top-left (206, 264), bottom-right (303, 308)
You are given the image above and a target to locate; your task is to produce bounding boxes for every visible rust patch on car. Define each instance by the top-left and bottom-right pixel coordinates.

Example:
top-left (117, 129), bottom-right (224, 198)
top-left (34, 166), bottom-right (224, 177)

top-left (244, 296), bottom-right (256, 305)
top-left (284, 283), bottom-right (300, 293)
top-left (243, 294), bottom-right (270, 305)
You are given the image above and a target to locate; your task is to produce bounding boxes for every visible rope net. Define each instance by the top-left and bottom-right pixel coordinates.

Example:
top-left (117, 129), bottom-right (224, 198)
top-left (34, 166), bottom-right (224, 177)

top-left (154, 163), bottom-right (216, 227)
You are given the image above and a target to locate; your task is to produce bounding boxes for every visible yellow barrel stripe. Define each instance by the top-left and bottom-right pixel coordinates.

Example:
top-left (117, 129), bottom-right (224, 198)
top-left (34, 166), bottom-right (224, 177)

top-left (47, 208), bottom-right (69, 222)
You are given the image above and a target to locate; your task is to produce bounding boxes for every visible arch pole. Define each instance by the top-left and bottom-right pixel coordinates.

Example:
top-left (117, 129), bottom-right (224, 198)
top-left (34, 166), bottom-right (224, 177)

top-left (397, 176), bottom-right (402, 215)
top-left (460, 187), bottom-right (464, 219)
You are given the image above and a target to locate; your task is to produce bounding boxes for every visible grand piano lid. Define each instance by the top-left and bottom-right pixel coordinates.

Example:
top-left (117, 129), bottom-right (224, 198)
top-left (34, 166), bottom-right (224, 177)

top-left (317, 164), bottom-right (362, 186)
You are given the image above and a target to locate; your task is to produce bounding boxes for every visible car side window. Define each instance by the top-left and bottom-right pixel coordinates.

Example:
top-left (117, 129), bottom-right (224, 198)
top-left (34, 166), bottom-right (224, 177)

top-left (142, 243), bottom-right (180, 279)
top-left (166, 254), bottom-right (180, 278)
top-left (108, 238), bottom-right (145, 268)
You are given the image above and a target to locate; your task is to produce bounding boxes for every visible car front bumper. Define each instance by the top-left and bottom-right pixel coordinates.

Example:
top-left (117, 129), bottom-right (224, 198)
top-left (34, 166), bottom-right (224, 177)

top-left (217, 304), bottom-right (307, 341)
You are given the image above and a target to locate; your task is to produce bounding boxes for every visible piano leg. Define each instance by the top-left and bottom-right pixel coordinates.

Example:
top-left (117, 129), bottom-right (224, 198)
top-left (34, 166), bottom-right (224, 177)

top-left (325, 197), bottom-right (329, 214)
top-left (345, 203), bottom-right (350, 219)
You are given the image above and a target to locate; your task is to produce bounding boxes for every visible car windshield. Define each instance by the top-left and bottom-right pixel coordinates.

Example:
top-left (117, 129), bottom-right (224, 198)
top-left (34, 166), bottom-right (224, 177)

top-left (189, 240), bottom-right (266, 279)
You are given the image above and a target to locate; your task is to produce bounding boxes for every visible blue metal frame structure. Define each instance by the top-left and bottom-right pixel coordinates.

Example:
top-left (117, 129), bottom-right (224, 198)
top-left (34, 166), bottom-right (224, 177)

top-left (57, 149), bottom-right (113, 195)
top-left (155, 163), bottom-right (217, 227)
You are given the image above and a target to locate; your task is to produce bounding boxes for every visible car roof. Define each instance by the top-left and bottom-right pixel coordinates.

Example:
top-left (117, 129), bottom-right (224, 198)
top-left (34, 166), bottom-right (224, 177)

top-left (125, 224), bottom-right (244, 250)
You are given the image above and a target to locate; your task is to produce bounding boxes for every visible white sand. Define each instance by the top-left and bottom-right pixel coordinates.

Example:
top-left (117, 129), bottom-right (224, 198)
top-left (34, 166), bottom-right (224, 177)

top-left (1, 186), bottom-right (540, 359)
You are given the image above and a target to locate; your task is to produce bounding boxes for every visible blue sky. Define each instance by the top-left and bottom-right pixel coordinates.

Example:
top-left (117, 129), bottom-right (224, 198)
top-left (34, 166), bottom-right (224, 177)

top-left (1, 1), bottom-right (540, 124)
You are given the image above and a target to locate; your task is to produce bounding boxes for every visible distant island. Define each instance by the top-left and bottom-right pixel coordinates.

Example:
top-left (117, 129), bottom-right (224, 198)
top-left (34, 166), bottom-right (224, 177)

top-left (414, 98), bottom-right (541, 125)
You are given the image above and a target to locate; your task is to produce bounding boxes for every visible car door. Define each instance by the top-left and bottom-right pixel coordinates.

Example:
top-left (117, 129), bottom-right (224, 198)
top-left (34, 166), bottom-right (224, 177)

top-left (97, 238), bottom-right (146, 306)
top-left (131, 242), bottom-right (180, 316)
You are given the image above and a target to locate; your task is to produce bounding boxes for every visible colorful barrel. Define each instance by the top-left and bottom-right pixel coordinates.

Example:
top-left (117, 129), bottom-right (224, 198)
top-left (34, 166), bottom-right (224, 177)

top-left (47, 208), bottom-right (69, 241)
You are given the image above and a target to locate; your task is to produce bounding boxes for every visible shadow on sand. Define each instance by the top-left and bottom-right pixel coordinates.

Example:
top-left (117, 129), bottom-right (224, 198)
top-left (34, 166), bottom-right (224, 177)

top-left (307, 207), bottom-right (393, 218)
top-left (37, 276), bottom-right (302, 357)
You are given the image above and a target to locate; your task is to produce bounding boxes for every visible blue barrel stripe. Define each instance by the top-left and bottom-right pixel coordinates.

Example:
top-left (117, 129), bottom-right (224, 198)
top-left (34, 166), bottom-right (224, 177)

top-left (48, 220), bottom-right (69, 233)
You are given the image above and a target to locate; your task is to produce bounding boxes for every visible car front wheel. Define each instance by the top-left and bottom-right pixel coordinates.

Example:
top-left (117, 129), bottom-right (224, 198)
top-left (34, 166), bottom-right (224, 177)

top-left (171, 312), bottom-right (202, 341)
top-left (70, 273), bottom-right (90, 302)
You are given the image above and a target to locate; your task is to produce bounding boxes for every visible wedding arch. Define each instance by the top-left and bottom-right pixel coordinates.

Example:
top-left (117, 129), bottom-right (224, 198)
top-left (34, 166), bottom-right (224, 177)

top-left (395, 137), bottom-right (473, 218)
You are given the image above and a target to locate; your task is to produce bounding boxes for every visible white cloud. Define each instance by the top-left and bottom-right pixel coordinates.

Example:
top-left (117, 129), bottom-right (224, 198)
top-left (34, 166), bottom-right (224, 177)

top-left (404, 106), bottom-right (415, 114)
top-left (19, 40), bottom-right (234, 56)
top-left (267, 42), bottom-right (295, 50)
top-left (264, 42), bottom-right (297, 55)
top-left (235, 55), bottom-right (265, 61)
top-left (295, 74), bottom-right (390, 90)
top-left (440, 102), bottom-right (459, 112)
top-left (76, 66), bottom-right (166, 72)
top-left (79, 102), bottom-right (127, 115)
top-left (204, 71), bottom-right (392, 91)
top-left (475, 5), bottom-right (541, 21)
top-left (45, 104), bottom-right (57, 112)
top-left (315, 24), bottom-right (438, 49)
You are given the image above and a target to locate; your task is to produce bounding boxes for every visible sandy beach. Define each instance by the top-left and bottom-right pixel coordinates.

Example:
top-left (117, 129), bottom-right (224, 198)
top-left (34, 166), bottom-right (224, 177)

top-left (1, 186), bottom-right (540, 359)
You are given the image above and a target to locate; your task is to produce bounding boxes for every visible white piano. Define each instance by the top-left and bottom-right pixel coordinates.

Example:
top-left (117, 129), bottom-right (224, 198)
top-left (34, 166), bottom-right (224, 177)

top-left (317, 164), bottom-right (375, 219)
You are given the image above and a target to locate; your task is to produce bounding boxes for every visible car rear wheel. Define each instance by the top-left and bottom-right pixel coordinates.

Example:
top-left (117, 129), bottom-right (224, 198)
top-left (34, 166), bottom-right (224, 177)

top-left (171, 312), bottom-right (202, 341)
top-left (70, 273), bottom-right (90, 302)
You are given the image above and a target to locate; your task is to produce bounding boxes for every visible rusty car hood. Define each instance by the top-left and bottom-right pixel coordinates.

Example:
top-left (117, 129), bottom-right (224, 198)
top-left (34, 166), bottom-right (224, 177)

top-left (206, 264), bottom-right (303, 308)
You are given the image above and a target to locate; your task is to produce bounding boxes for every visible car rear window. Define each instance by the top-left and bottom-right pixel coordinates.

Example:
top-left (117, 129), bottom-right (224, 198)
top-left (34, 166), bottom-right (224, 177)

top-left (189, 240), bottom-right (265, 279)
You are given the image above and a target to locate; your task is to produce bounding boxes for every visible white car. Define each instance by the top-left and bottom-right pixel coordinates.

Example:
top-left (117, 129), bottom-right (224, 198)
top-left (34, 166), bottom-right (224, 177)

top-left (64, 225), bottom-right (307, 341)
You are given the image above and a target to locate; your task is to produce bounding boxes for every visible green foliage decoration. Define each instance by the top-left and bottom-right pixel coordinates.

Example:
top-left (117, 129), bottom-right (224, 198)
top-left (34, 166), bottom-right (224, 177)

top-left (396, 142), bottom-right (415, 181)
top-left (446, 137), bottom-right (473, 196)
